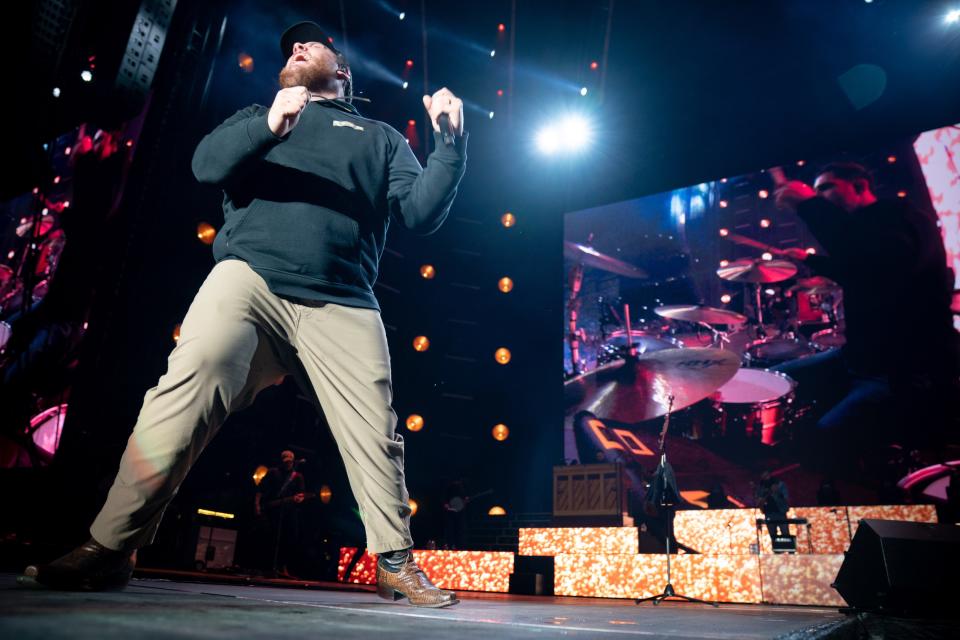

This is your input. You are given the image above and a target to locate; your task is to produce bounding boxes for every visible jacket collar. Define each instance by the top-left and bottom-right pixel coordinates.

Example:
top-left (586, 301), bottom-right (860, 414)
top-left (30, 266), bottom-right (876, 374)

top-left (311, 98), bottom-right (361, 116)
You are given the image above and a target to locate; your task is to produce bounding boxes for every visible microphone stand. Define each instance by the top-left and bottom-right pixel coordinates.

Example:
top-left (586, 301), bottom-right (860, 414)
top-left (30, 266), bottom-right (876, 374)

top-left (636, 396), bottom-right (718, 607)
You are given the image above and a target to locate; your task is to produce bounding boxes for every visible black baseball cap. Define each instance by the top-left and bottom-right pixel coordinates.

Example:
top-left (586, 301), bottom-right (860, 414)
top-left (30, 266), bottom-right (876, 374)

top-left (280, 21), bottom-right (341, 59)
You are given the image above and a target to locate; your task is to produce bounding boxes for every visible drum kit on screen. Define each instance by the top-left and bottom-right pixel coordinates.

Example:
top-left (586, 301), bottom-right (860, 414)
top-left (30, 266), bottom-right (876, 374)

top-left (564, 240), bottom-right (845, 446)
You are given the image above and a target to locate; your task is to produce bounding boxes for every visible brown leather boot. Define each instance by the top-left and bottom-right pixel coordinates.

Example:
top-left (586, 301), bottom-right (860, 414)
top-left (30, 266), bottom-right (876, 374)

top-left (19, 538), bottom-right (136, 591)
top-left (376, 555), bottom-right (459, 608)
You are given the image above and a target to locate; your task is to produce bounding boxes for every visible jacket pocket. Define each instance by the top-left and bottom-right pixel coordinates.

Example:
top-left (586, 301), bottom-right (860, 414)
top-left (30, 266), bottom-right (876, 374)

top-left (231, 201), bottom-right (364, 286)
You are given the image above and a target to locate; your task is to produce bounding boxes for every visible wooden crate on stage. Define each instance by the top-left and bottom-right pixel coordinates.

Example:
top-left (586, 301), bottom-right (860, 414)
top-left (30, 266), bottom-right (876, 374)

top-left (552, 463), bottom-right (627, 524)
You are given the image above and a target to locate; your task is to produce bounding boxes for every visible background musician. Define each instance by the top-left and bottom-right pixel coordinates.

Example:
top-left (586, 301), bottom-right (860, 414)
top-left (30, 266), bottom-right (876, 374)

top-left (775, 162), bottom-right (960, 469)
top-left (255, 450), bottom-right (305, 578)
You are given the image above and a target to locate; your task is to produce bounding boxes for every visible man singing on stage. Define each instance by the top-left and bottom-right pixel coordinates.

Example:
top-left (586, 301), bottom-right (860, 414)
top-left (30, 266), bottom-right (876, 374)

top-left (24, 21), bottom-right (466, 608)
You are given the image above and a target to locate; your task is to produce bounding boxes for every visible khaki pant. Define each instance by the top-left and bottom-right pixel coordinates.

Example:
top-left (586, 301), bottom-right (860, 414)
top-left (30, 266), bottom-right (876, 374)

top-left (90, 259), bottom-right (413, 554)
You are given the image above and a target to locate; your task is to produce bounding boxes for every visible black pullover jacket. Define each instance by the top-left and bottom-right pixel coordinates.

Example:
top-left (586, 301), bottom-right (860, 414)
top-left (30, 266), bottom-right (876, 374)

top-left (797, 196), bottom-right (958, 378)
top-left (191, 98), bottom-right (467, 310)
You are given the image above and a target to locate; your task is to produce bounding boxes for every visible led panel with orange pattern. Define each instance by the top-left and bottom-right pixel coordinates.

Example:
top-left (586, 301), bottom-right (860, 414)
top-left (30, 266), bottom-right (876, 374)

top-left (518, 526), bottom-right (638, 556)
top-left (847, 504), bottom-right (937, 537)
top-left (554, 553), bottom-right (847, 605)
top-left (759, 554), bottom-right (846, 606)
top-left (554, 553), bottom-right (763, 602)
top-left (337, 548), bottom-right (515, 593)
top-left (674, 505), bottom-right (937, 554)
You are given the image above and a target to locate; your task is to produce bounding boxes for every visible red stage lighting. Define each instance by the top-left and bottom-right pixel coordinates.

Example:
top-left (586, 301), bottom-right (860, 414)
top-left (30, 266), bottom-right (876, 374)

top-left (405, 59), bottom-right (414, 68)
top-left (590, 61), bottom-right (599, 70)
top-left (498, 23), bottom-right (506, 32)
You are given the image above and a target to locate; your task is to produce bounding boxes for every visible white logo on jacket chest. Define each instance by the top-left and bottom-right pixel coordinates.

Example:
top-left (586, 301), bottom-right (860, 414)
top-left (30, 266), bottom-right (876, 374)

top-left (333, 120), bottom-right (365, 131)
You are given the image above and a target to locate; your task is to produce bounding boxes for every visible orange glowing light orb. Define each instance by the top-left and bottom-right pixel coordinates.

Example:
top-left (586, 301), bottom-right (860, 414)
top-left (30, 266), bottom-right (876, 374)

top-left (319, 484), bottom-right (332, 504)
top-left (252, 465), bottom-right (268, 486)
top-left (887, 155), bottom-right (897, 164)
top-left (758, 189), bottom-right (769, 199)
top-left (237, 52), bottom-right (254, 73)
top-left (408, 499), bottom-right (418, 516)
top-left (413, 335), bottom-right (430, 352)
top-left (500, 212), bottom-right (516, 228)
top-left (492, 424), bottom-right (509, 441)
top-left (498, 277), bottom-right (514, 293)
top-left (897, 191), bottom-right (907, 198)
top-left (420, 264), bottom-right (436, 279)
top-left (196, 222), bottom-right (216, 245)
top-left (172, 324), bottom-right (181, 343)
top-left (495, 347), bottom-right (511, 364)
top-left (590, 61), bottom-right (599, 70)
top-left (406, 414), bottom-right (424, 432)
top-left (488, 506), bottom-right (506, 516)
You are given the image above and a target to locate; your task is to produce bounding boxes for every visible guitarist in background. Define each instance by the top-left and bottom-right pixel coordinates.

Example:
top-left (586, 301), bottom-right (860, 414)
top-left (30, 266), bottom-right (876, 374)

top-left (255, 450), bottom-right (305, 577)
top-left (442, 480), bottom-right (469, 551)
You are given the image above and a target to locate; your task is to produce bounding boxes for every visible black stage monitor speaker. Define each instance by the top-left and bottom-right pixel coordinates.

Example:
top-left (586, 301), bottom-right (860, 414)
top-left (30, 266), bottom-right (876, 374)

top-left (832, 519), bottom-right (960, 617)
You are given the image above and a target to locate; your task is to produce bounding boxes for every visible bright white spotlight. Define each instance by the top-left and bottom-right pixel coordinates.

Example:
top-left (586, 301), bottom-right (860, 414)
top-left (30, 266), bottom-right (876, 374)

top-left (490, 49), bottom-right (496, 57)
top-left (80, 70), bottom-right (93, 82)
top-left (399, 12), bottom-right (405, 20)
top-left (579, 87), bottom-right (588, 96)
top-left (562, 115), bottom-right (591, 151)
top-left (489, 111), bottom-right (495, 119)
top-left (402, 81), bottom-right (409, 89)
top-left (52, 87), bottom-right (61, 98)
top-left (536, 127), bottom-right (561, 154)
top-left (946, 9), bottom-right (960, 23)
top-left (536, 115), bottom-right (592, 155)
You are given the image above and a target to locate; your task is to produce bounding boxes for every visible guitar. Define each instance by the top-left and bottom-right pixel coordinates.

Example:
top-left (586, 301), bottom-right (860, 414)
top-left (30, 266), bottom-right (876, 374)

top-left (261, 489), bottom-right (323, 512)
top-left (445, 489), bottom-right (494, 513)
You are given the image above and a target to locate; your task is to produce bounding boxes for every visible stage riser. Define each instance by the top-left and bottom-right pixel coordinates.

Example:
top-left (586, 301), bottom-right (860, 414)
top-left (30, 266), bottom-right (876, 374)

top-left (337, 505), bottom-right (937, 605)
top-left (554, 553), bottom-right (845, 605)
top-left (519, 505), bottom-right (937, 556)
top-left (338, 548), bottom-right (515, 593)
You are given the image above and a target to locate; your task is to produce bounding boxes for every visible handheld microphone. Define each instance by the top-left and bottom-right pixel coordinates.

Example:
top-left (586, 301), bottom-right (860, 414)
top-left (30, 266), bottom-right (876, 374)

top-left (438, 113), bottom-right (455, 147)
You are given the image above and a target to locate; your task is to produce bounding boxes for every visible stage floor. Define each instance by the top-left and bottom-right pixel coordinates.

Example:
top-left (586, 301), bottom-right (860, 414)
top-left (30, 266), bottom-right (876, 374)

top-left (0, 573), bottom-right (847, 640)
